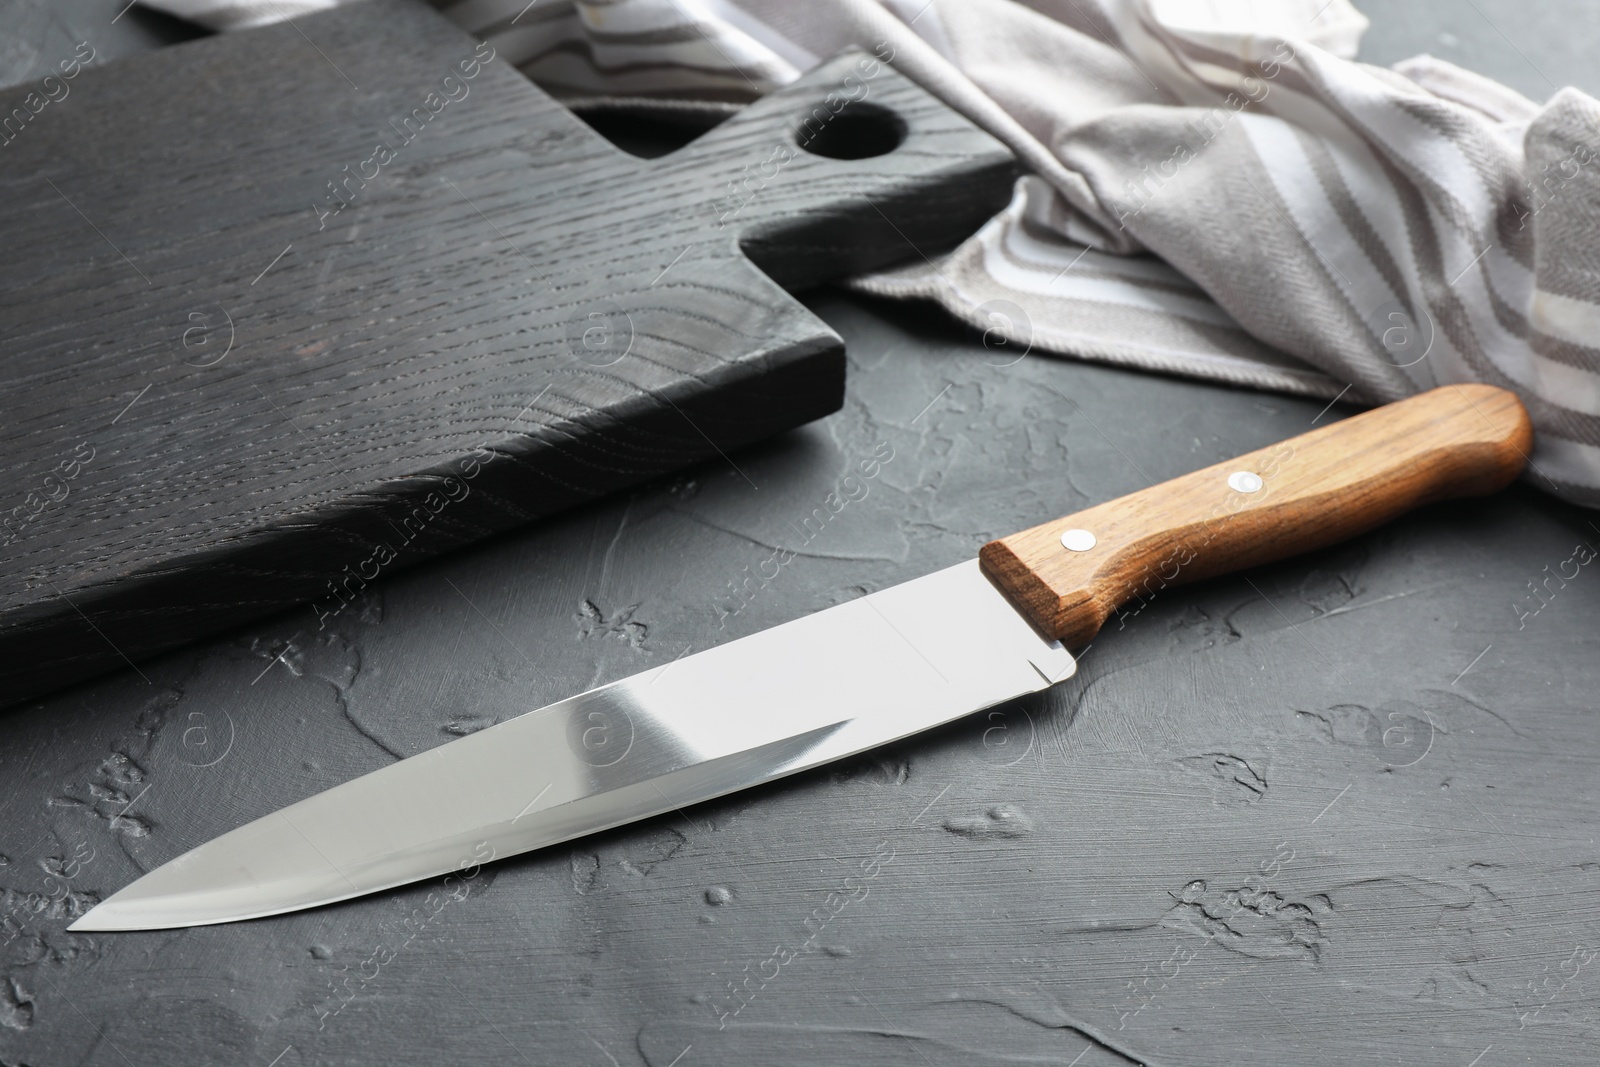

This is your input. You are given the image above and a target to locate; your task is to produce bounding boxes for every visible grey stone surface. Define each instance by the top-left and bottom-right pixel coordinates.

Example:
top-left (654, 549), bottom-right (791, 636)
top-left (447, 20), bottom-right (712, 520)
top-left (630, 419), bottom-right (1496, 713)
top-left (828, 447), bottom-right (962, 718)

top-left (2, 2), bottom-right (1599, 1065)
top-left (4, 290), bottom-right (1598, 1066)
top-left (1355, 0), bottom-right (1600, 103)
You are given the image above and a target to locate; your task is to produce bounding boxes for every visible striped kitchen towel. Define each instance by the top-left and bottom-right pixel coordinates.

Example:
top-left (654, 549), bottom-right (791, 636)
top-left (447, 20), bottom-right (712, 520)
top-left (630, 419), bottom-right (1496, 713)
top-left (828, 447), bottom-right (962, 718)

top-left (149, 0), bottom-right (1600, 504)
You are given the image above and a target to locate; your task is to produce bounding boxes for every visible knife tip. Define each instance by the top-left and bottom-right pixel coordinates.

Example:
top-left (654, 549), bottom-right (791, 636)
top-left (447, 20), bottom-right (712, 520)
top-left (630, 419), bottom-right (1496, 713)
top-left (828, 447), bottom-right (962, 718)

top-left (68, 900), bottom-right (157, 933)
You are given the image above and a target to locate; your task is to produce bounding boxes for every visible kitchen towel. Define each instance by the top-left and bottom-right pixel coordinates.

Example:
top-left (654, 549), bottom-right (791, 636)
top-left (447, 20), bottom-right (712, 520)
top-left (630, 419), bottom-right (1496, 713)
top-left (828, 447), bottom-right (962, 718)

top-left (148, 0), bottom-right (1600, 505)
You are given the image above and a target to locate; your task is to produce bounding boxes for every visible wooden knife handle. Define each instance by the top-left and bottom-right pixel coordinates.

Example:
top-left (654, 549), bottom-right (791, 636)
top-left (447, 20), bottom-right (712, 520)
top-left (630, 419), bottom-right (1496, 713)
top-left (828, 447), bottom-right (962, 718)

top-left (978, 384), bottom-right (1533, 646)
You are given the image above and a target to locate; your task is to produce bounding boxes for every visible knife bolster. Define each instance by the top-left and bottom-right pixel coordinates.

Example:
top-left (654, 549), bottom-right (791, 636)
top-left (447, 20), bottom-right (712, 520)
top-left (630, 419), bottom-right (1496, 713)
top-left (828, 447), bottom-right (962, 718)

top-left (978, 384), bottom-right (1533, 646)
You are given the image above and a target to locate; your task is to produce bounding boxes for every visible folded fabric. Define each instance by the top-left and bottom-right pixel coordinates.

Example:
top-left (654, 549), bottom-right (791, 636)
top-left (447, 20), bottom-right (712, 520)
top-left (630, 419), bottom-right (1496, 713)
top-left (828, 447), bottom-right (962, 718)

top-left (149, 0), bottom-right (1600, 505)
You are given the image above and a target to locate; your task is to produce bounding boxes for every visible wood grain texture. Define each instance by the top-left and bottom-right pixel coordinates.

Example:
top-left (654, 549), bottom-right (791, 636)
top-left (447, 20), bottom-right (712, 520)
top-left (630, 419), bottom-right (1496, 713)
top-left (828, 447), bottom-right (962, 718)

top-left (5, 290), bottom-right (1600, 1067)
top-left (9, 3), bottom-right (1600, 1065)
top-left (0, 0), bottom-right (1015, 710)
top-left (980, 385), bottom-right (1533, 645)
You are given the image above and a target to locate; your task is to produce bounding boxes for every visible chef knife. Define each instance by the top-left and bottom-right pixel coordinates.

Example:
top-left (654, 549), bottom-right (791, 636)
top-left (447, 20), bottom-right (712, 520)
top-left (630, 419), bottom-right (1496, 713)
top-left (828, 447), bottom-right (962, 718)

top-left (71, 384), bottom-right (1532, 931)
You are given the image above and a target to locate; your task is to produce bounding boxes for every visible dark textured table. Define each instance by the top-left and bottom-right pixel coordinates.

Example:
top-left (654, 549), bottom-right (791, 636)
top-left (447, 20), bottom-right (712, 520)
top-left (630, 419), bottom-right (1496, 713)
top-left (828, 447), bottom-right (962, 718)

top-left (3, 3), bottom-right (1599, 1065)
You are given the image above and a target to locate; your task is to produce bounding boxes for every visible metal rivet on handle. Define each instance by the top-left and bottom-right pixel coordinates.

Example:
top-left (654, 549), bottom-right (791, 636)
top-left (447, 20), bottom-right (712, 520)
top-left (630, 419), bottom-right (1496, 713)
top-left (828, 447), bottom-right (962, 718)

top-left (1227, 471), bottom-right (1263, 494)
top-left (1060, 528), bottom-right (1097, 552)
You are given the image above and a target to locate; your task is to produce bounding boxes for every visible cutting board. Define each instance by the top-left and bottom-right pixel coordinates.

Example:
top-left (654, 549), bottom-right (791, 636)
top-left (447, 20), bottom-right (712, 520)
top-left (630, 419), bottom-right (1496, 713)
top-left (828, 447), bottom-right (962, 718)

top-left (0, 0), bottom-right (1013, 709)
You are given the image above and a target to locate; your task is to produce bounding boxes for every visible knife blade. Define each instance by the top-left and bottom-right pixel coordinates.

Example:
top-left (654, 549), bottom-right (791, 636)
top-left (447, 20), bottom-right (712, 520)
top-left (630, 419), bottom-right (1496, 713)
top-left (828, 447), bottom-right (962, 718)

top-left (70, 384), bottom-right (1532, 931)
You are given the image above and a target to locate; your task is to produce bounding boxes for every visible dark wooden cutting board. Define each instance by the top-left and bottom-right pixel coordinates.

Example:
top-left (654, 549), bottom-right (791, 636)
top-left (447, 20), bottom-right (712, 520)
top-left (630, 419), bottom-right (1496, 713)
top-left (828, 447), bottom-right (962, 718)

top-left (0, 0), bottom-right (1013, 709)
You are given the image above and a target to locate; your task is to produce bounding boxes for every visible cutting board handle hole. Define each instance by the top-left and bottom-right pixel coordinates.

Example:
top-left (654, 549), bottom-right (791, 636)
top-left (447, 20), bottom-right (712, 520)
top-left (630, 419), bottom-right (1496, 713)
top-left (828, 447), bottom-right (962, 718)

top-left (795, 102), bottom-right (904, 161)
